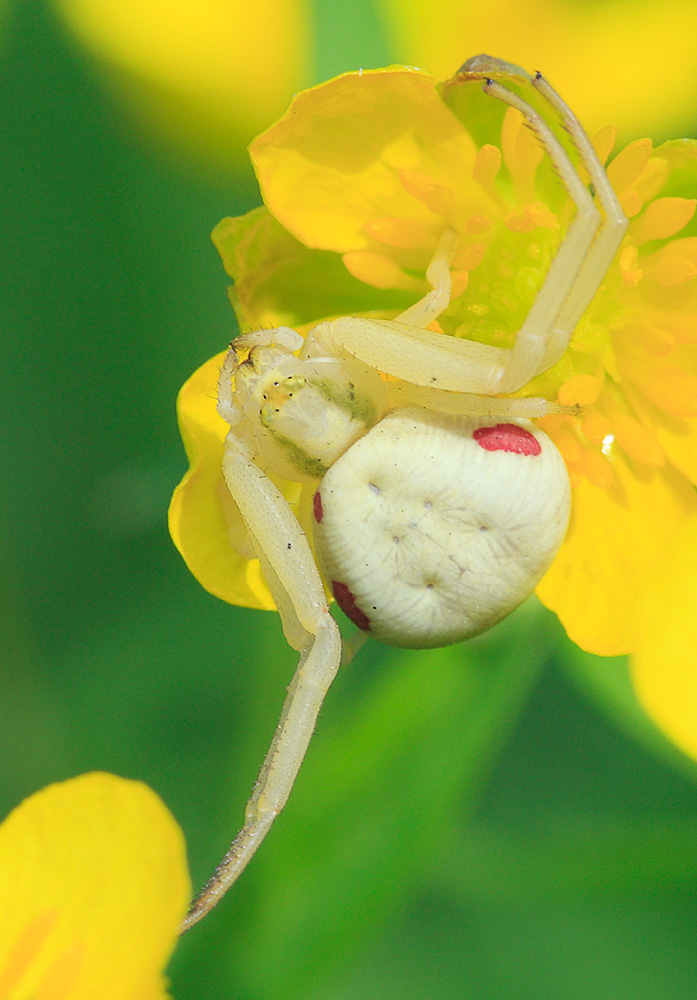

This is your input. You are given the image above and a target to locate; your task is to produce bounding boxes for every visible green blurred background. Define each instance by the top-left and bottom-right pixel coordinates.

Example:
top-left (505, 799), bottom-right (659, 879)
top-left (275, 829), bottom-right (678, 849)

top-left (3, 2), bottom-right (697, 997)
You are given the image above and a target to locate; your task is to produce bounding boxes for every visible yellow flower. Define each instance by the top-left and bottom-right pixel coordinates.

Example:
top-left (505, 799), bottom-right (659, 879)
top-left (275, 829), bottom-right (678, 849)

top-left (52, 0), bottom-right (311, 171)
top-left (380, 0), bottom-right (697, 142)
top-left (169, 67), bottom-right (697, 753)
top-left (0, 772), bottom-right (190, 999)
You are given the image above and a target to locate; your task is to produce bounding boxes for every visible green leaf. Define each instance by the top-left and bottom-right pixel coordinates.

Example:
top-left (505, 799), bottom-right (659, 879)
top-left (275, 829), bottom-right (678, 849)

top-left (213, 605), bottom-right (549, 998)
top-left (435, 815), bottom-right (697, 904)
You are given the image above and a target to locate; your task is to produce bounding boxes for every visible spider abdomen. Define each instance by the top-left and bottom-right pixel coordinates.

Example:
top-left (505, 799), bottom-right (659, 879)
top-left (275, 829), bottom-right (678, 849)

top-left (312, 406), bottom-right (571, 648)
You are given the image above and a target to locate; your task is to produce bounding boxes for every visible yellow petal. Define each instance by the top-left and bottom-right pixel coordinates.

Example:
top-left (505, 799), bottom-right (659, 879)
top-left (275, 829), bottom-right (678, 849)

top-left (581, 411), bottom-right (612, 445)
top-left (169, 352), bottom-right (276, 610)
top-left (250, 68), bottom-right (476, 253)
top-left (618, 189), bottom-right (643, 219)
top-left (536, 454), bottom-right (697, 655)
top-left (0, 773), bottom-right (189, 1000)
top-left (472, 143), bottom-right (502, 196)
top-left (612, 412), bottom-right (664, 467)
top-left (632, 515), bottom-right (697, 761)
top-left (363, 216), bottom-right (437, 250)
top-left (643, 253), bottom-right (697, 287)
top-left (624, 382), bottom-right (697, 485)
top-left (619, 356), bottom-right (697, 418)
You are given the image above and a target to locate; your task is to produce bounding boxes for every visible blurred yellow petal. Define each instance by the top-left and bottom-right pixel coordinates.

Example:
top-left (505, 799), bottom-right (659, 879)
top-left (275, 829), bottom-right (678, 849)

top-left (169, 352), bottom-right (276, 610)
top-left (625, 383), bottom-right (697, 485)
top-left (379, 0), bottom-right (697, 141)
top-left (632, 515), bottom-right (697, 760)
top-left (53, 0), bottom-right (311, 170)
top-left (0, 772), bottom-right (189, 1000)
top-left (536, 454), bottom-right (697, 656)
top-left (250, 68), bottom-right (476, 252)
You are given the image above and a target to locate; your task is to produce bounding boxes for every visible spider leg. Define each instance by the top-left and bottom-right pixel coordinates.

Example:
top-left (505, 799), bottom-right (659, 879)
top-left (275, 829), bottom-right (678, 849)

top-left (299, 226), bottom-right (499, 392)
top-left (384, 379), bottom-right (574, 418)
top-left (530, 70), bottom-right (627, 347)
top-left (464, 57), bottom-right (627, 391)
top-left (183, 364), bottom-right (341, 930)
top-left (215, 345), bottom-right (243, 425)
top-left (478, 78), bottom-right (600, 391)
top-left (306, 313), bottom-right (508, 393)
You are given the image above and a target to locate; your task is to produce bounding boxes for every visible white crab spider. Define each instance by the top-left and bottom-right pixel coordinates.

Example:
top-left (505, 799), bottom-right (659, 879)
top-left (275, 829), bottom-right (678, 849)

top-left (182, 55), bottom-right (627, 930)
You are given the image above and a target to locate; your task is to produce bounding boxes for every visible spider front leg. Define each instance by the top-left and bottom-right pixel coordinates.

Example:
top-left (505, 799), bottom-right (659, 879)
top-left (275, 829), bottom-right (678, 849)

top-left (182, 349), bottom-right (342, 931)
top-left (460, 55), bottom-right (628, 392)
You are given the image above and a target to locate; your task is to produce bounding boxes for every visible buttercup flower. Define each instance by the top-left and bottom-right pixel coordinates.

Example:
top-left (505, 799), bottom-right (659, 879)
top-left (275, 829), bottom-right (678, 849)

top-left (52, 0), bottom-right (311, 170)
top-left (169, 66), bottom-right (697, 755)
top-left (379, 0), bottom-right (697, 142)
top-left (0, 772), bottom-right (190, 999)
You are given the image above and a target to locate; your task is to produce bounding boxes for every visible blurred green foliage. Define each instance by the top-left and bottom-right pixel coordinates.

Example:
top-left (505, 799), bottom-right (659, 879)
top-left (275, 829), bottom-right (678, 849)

top-left (2, 2), bottom-right (697, 998)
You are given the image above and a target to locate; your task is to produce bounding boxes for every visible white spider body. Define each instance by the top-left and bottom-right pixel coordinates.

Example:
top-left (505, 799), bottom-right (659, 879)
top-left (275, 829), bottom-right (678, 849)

top-left (313, 407), bottom-right (570, 648)
top-left (183, 56), bottom-right (628, 930)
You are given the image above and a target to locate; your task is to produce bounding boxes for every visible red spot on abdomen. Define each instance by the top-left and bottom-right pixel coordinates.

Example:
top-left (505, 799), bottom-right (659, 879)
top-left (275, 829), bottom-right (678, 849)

top-left (473, 423), bottom-right (541, 456)
top-left (332, 580), bottom-right (371, 632)
top-left (313, 490), bottom-right (323, 522)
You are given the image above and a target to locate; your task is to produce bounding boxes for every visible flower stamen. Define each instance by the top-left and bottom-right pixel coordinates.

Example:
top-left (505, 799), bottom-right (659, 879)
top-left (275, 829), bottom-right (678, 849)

top-left (363, 216), bottom-right (436, 250)
top-left (341, 251), bottom-right (424, 291)
top-left (399, 169), bottom-right (457, 217)
top-left (632, 197), bottom-right (697, 245)
top-left (607, 137), bottom-right (653, 194)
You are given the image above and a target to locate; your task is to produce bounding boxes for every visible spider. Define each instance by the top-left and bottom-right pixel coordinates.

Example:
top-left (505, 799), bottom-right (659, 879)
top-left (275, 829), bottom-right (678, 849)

top-left (182, 54), bottom-right (627, 930)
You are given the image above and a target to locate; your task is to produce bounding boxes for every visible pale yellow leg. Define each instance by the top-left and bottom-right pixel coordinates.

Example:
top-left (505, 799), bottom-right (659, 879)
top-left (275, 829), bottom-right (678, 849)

top-left (530, 70), bottom-right (627, 346)
top-left (460, 56), bottom-right (627, 391)
top-left (395, 228), bottom-right (458, 327)
top-left (182, 351), bottom-right (342, 931)
top-left (482, 77), bottom-right (600, 391)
